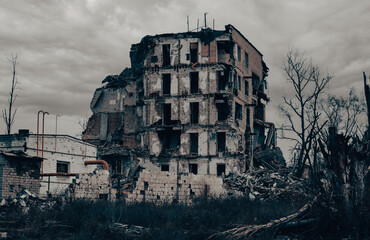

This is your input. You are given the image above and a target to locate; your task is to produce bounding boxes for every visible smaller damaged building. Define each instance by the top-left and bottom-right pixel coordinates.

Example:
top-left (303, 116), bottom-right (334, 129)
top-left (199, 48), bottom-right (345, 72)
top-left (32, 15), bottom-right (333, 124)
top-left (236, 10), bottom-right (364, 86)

top-left (85, 25), bottom-right (281, 202)
top-left (0, 130), bottom-right (103, 197)
top-left (0, 150), bottom-right (42, 199)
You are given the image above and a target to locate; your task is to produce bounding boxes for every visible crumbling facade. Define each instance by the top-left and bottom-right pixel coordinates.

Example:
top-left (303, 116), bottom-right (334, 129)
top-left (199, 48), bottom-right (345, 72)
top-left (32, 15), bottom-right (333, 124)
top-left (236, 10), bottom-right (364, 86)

top-left (86, 25), bottom-right (277, 197)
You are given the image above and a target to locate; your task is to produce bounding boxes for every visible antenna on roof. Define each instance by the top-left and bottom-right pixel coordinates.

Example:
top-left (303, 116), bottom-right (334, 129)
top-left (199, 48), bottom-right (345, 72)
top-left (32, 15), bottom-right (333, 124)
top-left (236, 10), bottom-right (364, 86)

top-left (213, 19), bottom-right (215, 30)
top-left (204, 12), bottom-right (208, 29)
top-left (197, 19), bottom-right (199, 32)
top-left (187, 15), bottom-right (189, 32)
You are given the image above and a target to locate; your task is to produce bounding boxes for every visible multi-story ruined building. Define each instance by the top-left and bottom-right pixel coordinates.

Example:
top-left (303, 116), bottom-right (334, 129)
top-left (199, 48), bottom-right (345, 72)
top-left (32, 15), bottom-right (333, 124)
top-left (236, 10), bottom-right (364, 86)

top-left (86, 25), bottom-right (275, 179)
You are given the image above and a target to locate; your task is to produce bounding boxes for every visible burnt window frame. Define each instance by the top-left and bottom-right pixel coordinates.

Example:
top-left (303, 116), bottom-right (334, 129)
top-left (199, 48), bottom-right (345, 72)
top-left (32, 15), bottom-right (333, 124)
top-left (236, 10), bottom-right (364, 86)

top-left (217, 164), bottom-right (226, 177)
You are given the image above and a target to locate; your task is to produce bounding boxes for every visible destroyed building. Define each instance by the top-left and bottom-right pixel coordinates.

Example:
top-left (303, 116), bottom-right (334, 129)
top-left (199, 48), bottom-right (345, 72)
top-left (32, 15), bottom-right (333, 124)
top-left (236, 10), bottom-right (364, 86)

top-left (86, 24), bottom-right (278, 180)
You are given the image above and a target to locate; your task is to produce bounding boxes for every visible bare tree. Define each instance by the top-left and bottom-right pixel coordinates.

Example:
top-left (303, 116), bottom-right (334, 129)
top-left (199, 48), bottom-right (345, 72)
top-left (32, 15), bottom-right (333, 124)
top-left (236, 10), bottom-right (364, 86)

top-left (319, 88), bottom-right (366, 139)
top-left (2, 54), bottom-right (19, 134)
top-left (279, 49), bottom-right (332, 177)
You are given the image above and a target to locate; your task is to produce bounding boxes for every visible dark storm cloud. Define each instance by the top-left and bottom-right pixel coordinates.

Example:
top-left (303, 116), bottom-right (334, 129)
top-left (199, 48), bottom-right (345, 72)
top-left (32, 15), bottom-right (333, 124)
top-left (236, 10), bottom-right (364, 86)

top-left (0, 0), bottom-right (369, 155)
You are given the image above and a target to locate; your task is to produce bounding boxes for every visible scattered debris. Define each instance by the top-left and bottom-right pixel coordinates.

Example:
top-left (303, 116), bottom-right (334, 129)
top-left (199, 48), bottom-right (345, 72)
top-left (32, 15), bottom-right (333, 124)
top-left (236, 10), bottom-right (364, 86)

top-left (224, 167), bottom-right (309, 201)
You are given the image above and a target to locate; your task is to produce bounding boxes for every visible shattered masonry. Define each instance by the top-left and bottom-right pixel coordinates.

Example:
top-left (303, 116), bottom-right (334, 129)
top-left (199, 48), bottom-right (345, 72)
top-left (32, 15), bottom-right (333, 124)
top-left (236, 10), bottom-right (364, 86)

top-left (85, 24), bottom-right (278, 202)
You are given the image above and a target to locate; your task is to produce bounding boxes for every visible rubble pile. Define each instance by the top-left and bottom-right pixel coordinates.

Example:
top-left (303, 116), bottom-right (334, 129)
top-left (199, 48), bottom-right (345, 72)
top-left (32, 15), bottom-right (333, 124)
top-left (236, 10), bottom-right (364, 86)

top-left (224, 168), bottom-right (309, 201)
top-left (0, 190), bottom-right (56, 213)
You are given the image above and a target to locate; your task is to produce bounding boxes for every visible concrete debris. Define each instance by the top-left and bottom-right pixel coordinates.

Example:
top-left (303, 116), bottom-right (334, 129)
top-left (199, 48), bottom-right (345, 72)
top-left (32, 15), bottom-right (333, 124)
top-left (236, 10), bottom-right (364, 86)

top-left (224, 168), bottom-right (308, 201)
top-left (0, 189), bottom-right (55, 214)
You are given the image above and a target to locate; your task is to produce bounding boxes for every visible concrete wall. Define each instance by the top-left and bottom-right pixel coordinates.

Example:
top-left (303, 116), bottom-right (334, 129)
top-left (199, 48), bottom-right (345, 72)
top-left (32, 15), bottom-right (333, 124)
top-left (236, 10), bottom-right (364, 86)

top-left (125, 170), bottom-right (231, 205)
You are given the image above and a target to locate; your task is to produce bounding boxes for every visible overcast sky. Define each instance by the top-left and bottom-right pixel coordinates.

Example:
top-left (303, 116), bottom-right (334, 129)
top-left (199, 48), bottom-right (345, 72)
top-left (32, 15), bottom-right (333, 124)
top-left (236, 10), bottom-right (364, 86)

top-left (1, 0), bottom-right (369, 159)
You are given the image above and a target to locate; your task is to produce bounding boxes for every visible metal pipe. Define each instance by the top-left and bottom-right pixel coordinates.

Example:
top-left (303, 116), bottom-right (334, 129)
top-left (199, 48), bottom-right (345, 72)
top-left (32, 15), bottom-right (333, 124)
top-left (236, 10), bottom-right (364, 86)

top-left (54, 115), bottom-right (60, 152)
top-left (84, 160), bottom-right (109, 171)
top-left (41, 111), bottom-right (49, 158)
top-left (41, 172), bottom-right (80, 176)
top-left (36, 110), bottom-right (44, 156)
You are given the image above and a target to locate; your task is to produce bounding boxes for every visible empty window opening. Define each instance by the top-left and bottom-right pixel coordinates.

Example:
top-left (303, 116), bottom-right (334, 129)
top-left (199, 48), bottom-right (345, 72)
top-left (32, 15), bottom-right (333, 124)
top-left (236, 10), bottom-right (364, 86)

top-left (247, 108), bottom-right (251, 126)
top-left (217, 41), bottom-right (231, 61)
top-left (245, 52), bottom-right (249, 68)
top-left (57, 161), bottom-right (69, 173)
top-left (238, 76), bottom-right (241, 91)
top-left (162, 73), bottom-right (171, 95)
top-left (217, 70), bottom-right (229, 91)
top-left (190, 102), bottom-right (199, 124)
top-left (190, 42), bottom-right (198, 63)
top-left (190, 133), bottom-right (199, 154)
top-left (233, 73), bottom-right (237, 89)
top-left (162, 44), bottom-right (170, 67)
top-left (235, 102), bottom-right (242, 120)
top-left (189, 163), bottom-right (198, 174)
top-left (161, 164), bottom-right (169, 172)
top-left (237, 45), bottom-right (241, 61)
top-left (111, 158), bottom-right (123, 174)
top-left (163, 103), bottom-right (171, 125)
top-left (158, 130), bottom-right (181, 151)
top-left (215, 95), bottom-right (229, 121)
top-left (245, 80), bottom-right (249, 96)
top-left (252, 73), bottom-right (260, 90)
top-left (217, 132), bottom-right (226, 153)
top-left (217, 164), bottom-right (225, 177)
top-left (190, 72), bottom-right (199, 94)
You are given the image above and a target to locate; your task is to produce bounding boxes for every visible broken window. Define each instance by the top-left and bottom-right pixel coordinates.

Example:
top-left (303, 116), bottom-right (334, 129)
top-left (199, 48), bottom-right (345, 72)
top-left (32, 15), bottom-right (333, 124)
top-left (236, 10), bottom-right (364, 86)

top-left (217, 41), bottom-right (231, 61)
top-left (235, 102), bottom-right (242, 120)
top-left (190, 102), bottom-right (199, 124)
top-left (217, 70), bottom-right (229, 91)
top-left (190, 42), bottom-right (198, 63)
top-left (217, 132), bottom-right (226, 153)
top-left (237, 45), bottom-right (241, 61)
top-left (215, 94), bottom-right (229, 121)
top-left (158, 130), bottom-right (181, 151)
top-left (162, 44), bottom-right (170, 67)
top-left (190, 72), bottom-right (199, 94)
top-left (163, 103), bottom-right (171, 125)
top-left (252, 72), bottom-right (260, 90)
top-left (189, 163), bottom-right (198, 174)
top-left (57, 161), bottom-right (69, 173)
top-left (245, 52), bottom-right (249, 68)
top-left (245, 80), bottom-right (249, 96)
top-left (162, 73), bottom-right (171, 95)
top-left (217, 164), bottom-right (225, 177)
top-left (161, 164), bottom-right (169, 171)
top-left (190, 133), bottom-right (198, 154)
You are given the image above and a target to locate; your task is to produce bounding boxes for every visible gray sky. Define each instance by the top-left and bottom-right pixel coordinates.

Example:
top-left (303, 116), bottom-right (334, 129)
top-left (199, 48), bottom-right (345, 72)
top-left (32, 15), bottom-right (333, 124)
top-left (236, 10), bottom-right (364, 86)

top-left (1, 0), bottom-right (369, 159)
